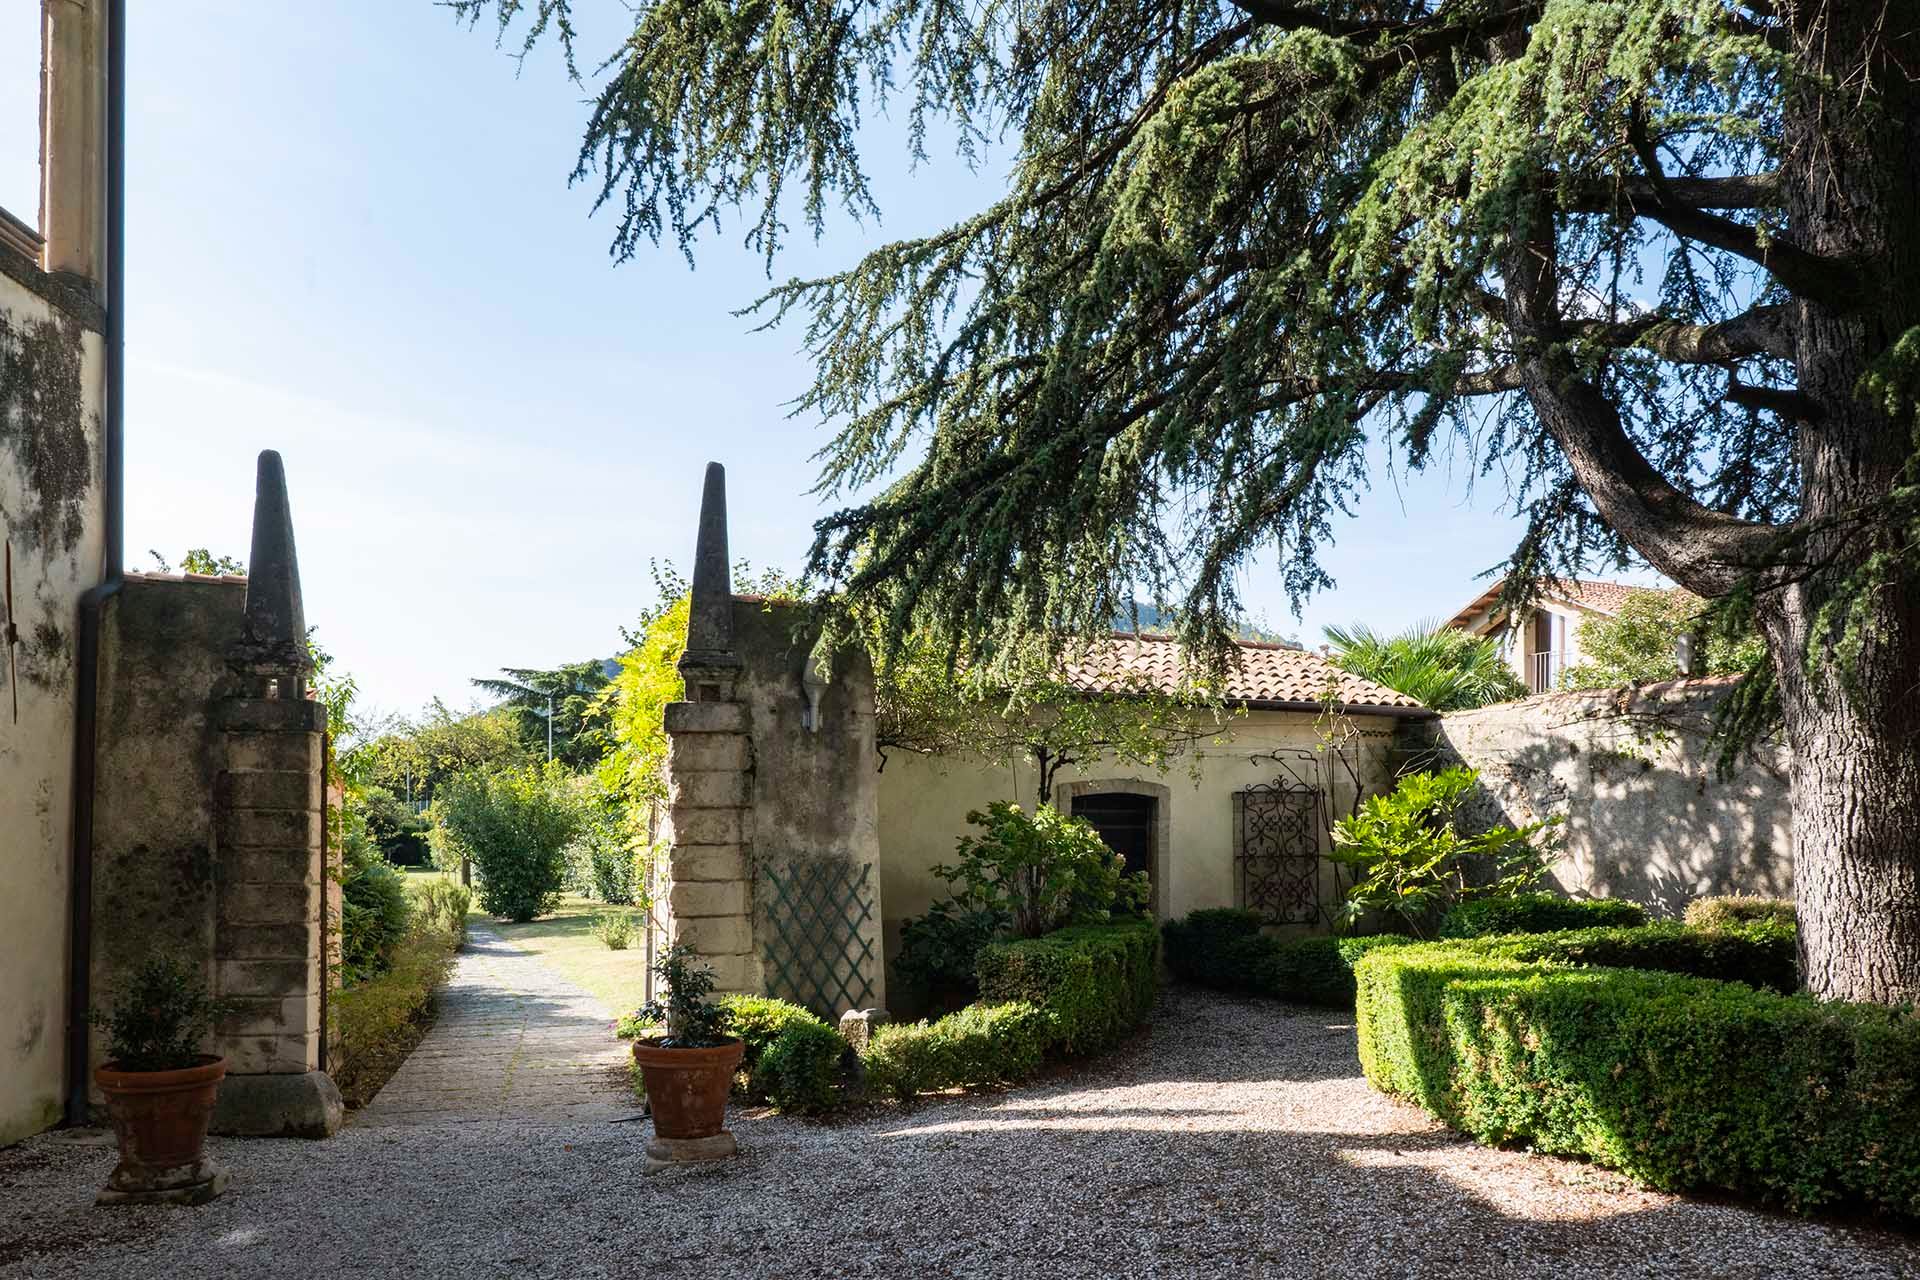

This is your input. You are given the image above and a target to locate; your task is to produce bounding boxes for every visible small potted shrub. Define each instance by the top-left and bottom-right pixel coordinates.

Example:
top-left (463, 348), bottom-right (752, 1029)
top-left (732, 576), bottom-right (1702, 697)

top-left (90, 956), bottom-right (234, 1205)
top-left (629, 943), bottom-right (743, 1169)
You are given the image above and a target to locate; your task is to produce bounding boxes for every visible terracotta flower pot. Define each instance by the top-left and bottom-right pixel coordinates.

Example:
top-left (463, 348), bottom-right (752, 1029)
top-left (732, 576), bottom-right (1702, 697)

top-left (632, 1037), bottom-right (744, 1170)
top-left (94, 1055), bottom-right (230, 1206)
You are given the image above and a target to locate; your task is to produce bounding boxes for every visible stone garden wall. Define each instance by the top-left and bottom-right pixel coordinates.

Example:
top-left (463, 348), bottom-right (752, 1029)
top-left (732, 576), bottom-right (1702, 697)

top-left (1403, 678), bottom-right (1793, 916)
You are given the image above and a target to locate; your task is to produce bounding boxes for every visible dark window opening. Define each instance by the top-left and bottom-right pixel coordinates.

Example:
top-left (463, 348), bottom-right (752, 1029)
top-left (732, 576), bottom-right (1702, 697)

top-left (1074, 791), bottom-right (1156, 884)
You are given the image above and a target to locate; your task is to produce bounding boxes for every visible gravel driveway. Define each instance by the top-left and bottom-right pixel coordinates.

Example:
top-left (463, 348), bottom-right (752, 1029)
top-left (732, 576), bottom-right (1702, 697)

top-left (2, 987), bottom-right (1910, 1279)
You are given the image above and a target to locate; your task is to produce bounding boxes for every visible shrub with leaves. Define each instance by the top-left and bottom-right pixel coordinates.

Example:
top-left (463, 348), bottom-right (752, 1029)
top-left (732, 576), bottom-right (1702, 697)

top-left (892, 902), bottom-right (1010, 1008)
top-left (754, 1020), bottom-right (849, 1114)
top-left (434, 763), bottom-right (584, 922)
top-left (91, 956), bottom-right (233, 1072)
top-left (414, 878), bottom-right (472, 941)
top-left (332, 916), bottom-right (462, 1107)
top-left (1438, 893), bottom-right (1646, 940)
top-left (862, 1001), bottom-right (1053, 1102)
top-left (634, 943), bottom-right (731, 1047)
top-left (934, 801), bottom-right (1148, 941)
top-left (1686, 895), bottom-right (1797, 932)
top-left (591, 911), bottom-right (635, 951)
top-left (1330, 768), bottom-right (1560, 937)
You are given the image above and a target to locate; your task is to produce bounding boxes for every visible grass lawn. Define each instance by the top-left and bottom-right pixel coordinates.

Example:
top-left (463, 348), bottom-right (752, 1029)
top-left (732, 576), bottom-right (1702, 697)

top-left (401, 870), bottom-right (651, 1019)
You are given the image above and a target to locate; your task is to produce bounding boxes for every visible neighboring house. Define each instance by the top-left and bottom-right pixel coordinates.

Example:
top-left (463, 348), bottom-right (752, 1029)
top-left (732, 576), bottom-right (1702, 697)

top-left (876, 634), bottom-right (1432, 960)
top-left (1446, 578), bottom-right (1662, 694)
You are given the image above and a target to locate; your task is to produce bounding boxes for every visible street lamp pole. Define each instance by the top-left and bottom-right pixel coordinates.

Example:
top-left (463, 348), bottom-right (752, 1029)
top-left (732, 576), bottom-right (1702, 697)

top-left (546, 689), bottom-right (554, 763)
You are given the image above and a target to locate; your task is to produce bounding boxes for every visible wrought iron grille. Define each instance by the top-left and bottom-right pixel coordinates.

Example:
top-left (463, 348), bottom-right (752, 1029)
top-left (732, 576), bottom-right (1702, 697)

top-left (760, 860), bottom-right (877, 1018)
top-left (1236, 778), bottom-right (1323, 925)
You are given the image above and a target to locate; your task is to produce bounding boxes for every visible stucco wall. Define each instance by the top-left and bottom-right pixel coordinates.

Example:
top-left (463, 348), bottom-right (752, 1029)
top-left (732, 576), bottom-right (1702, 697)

top-left (874, 710), bottom-right (1402, 994)
top-left (0, 249), bottom-right (105, 1145)
top-left (88, 575), bottom-right (245, 1092)
top-left (1410, 680), bottom-right (1792, 916)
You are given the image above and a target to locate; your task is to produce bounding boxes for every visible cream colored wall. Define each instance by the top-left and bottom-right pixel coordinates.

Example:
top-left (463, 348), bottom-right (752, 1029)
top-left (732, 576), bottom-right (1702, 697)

top-left (874, 710), bottom-right (1403, 990)
top-left (0, 267), bottom-right (106, 1145)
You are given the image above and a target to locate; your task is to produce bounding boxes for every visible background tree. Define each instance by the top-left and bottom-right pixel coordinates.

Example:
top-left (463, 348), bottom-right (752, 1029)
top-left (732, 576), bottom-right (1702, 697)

top-left (461, 0), bottom-right (1920, 1001)
top-left (1565, 589), bottom-right (1767, 689)
top-left (362, 701), bottom-right (531, 806)
top-left (471, 659), bottom-right (613, 769)
top-left (434, 763), bottom-right (585, 922)
top-left (1323, 621), bottom-right (1526, 711)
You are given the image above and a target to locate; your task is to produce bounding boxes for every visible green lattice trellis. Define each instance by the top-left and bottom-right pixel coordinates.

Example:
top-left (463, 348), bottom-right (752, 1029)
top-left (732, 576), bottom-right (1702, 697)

top-left (761, 860), bottom-right (876, 1018)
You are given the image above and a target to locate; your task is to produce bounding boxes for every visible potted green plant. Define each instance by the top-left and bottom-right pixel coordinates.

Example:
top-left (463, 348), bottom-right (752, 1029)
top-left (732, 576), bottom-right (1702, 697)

top-left (629, 943), bottom-right (743, 1170)
top-left (89, 956), bottom-right (234, 1206)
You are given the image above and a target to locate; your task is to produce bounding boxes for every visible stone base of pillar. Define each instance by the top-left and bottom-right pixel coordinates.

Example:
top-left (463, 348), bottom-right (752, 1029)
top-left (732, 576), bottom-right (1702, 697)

top-left (209, 1070), bottom-right (343, 1138)
top-left (644, 1131), bottom-right (739, 1173)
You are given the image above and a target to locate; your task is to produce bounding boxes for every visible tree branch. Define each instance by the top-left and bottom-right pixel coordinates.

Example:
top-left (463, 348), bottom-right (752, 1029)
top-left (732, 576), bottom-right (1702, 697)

top-left (1574, 303), bottom-right (1794, 363)
top-left (1558, 172), bottom-right (1782, 212)
top-left (1503, 216), bottom-right (1777, 596)
top-left (1725, 379), bottom-right (1821, 420)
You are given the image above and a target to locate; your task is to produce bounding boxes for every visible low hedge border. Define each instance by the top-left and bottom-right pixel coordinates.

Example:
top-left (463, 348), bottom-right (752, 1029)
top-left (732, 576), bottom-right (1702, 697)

top-left (1354, 943), bottom-right (1920, 1216)
top-left (1466, 920), bottom-right (1798, 992)
top-left (332, 918), bottom-right (462, 1108)
top-left (1685, 894), bottom-right (1797, 931)
top-left (1163, 908), bottom-right (1412, 1008)
top-left (1438, 892), bottom-right (1647, 939)
top-left (868, 918), bottom-right (1162, 1102)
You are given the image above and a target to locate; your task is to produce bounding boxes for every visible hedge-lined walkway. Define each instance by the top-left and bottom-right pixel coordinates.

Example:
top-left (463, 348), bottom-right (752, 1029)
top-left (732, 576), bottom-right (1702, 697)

top-left (1, 987), bottom-right (1912, 1278)
top-left (352, 924), bottom-right (634, 1127)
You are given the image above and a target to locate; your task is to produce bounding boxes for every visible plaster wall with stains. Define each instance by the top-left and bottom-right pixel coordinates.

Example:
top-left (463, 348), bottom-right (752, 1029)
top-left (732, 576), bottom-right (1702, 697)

top-left (0, 251), bottom-right (106, 1145)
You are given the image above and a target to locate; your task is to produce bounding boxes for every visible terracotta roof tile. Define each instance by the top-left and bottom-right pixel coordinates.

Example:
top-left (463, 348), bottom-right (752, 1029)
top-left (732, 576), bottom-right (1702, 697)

top-left (1445, 577), bottom-right (1673, 629)
top-left (1063, 633), bottom-right (1428, 715)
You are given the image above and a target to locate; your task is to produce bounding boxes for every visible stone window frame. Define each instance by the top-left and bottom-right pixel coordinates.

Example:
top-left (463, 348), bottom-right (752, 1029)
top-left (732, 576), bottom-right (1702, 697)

top-left (1054, 777), bottom-right (1173, 921)
top-left (0, 3), bottom-right (44, 258)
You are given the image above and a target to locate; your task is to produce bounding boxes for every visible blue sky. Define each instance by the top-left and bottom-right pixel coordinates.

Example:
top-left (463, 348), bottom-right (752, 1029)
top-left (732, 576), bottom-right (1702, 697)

top-left (1, 3), bottom-right (1657, 720)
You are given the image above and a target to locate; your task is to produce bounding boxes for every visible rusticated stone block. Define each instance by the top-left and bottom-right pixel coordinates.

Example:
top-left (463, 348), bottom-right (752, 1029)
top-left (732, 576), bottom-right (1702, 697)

top-left (227, 848), bottom-right (317, 885)
top-left (216, 992), bottom-right (319, 1039)
top-left (220, 769), bottom-right (322, 811)
top-left (219, 698), bottom-right (328, 734)
top-left (668, 733), bottom-right (750, 772)
top-left (663, 701), bottom-right (748, 735)
top-left (670, 770), bottom-right (750, 809)
top-left (670, 913), bottom-right (752, 956)
top-left (668, 879), bottom-right (748, 918)
top-left (227, 731), bottom-right (323, 774)
top-left (215, 921), bottom-right (310, 961)
top-left (668, 808), bottom-right (741, 846)
top-left (671, 845), bottom-right (749, 883)
top-left (219, 808), bottom-right (321, 851)
top-left (222, 1033), bottom-right (317, 1075)
top-left (219, 881), bottom-right (318, 926)
top-left (217, 958), bottom-right (313, 998)
top-left (701, 951), bottom-right (762, 994)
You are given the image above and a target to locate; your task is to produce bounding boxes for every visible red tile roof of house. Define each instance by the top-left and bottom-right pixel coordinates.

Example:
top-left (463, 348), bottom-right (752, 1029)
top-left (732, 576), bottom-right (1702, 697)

top-left (1063, 633), bottom-right (1430, 717)
top-left (1445, 577), bottom-right (1669, 630)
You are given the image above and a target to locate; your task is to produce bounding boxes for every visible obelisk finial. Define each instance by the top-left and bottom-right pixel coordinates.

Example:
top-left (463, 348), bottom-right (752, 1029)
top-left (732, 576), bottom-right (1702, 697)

top-left (229, 450), bottom-right (311, 677)
top-left (679, 462), bottom-right (741, 694)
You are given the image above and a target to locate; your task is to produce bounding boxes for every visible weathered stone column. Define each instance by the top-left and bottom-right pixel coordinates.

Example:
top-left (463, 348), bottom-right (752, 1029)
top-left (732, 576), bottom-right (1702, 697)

top-left (662, 463), bottom-right (761, 993)
top-left (209, 451), bottom-right (342, 1137)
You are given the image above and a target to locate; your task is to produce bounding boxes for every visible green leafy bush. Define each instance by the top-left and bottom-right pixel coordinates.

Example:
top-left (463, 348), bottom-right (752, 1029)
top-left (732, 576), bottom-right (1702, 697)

top-left (1471, 921), bottom-right (1799, 992)
top-left (435, 763), bottom-right (583, 922)
top-left (862, 1001), bottom-right (1052, 1101)
top-left (720, 995), bottom-right (829, 1070)
top-left (90, 956), bottom-right (232, 1072)
top-left (1353, 944), bottom-right (1920, 1215)
top-left (1685, 894), bottom-right (1796, 932)
top-left (591, 912), bottom-right (635, 950)
top-left (934, 801), bottom-right (1149, 940)
top-left (1161, 910), bottom-right (1414, 1007)
top-left (1330, 767), bottom-right (1561, 936)
top-left (975, 917), bottom-right (1160, 1054)
top-left (341, 855), bottom-right (413, 984)
top-left (413, 878), bottom-right (472, 942)
top-left (1438, 892), bottom-right (1646, 939)
top-left (893, 903), bottom-right (1009, 1007)
top-left (332, 917), bottom-right (462, 1106)
top-left (755, 1020), bottom-right (849, 1114)
top-left (360, 785), bottom-right (432, 866)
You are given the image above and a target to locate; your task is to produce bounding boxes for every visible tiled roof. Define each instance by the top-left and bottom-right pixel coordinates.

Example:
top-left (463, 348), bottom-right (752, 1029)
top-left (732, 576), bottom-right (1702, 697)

top-left (1062, 633), bottom-right (1429, 716)
top-left (1445, 577), bottom-right (1668, 630)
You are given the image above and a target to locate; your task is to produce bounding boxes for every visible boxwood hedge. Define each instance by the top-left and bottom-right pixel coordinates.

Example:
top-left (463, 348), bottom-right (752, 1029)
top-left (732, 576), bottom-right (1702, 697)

top-left (1468, 920), bottom-right (1798, 992)
top-left (1354, 943), bottom-right (1918, 1216)
top-left (1437, 892), bottom-right (1647, 939)
top-left (1162, 908), bottom-right (1413, 1008)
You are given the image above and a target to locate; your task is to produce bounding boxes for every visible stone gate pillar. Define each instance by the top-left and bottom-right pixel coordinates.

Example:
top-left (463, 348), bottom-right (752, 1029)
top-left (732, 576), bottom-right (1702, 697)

top-left (661, 463), bottom-right (762, 993)
top-left (659, 462), bottom-right (886, 1017)
top-left (209, 451), bottom-right (342, 1137)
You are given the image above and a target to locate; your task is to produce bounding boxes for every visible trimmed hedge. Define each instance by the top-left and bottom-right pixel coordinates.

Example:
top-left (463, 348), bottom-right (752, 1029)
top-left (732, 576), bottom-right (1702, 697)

top-left (866, 919), bottom-right (1161, 1102)
top-left (1470, 921), bottom-right (1798, 992)
top-left (1354, 944), bottom-right (1920, 1215)
top-left (1162, 908), bottom-right (1413, 1008)
top-left (975, 917), bottom-right (1161, 1054)
top-left (332, 919), bottom-right (462, 1108)
top-left (754, 1018), bottom-right (848, 1114)
top-left (863, 1001), bottom-right (1053, 1101)
top-left (1685, 894), bottom-right (1797, 931)
top-left (1438, 892), bottom-right (1646, 939)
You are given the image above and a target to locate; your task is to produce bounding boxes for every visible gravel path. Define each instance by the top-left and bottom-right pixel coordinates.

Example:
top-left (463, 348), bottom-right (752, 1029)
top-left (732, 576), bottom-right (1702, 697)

top-left (1, 987), bottom-right (1910, 1279)
top-left (353, 924), bottom-right (632, 1127)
